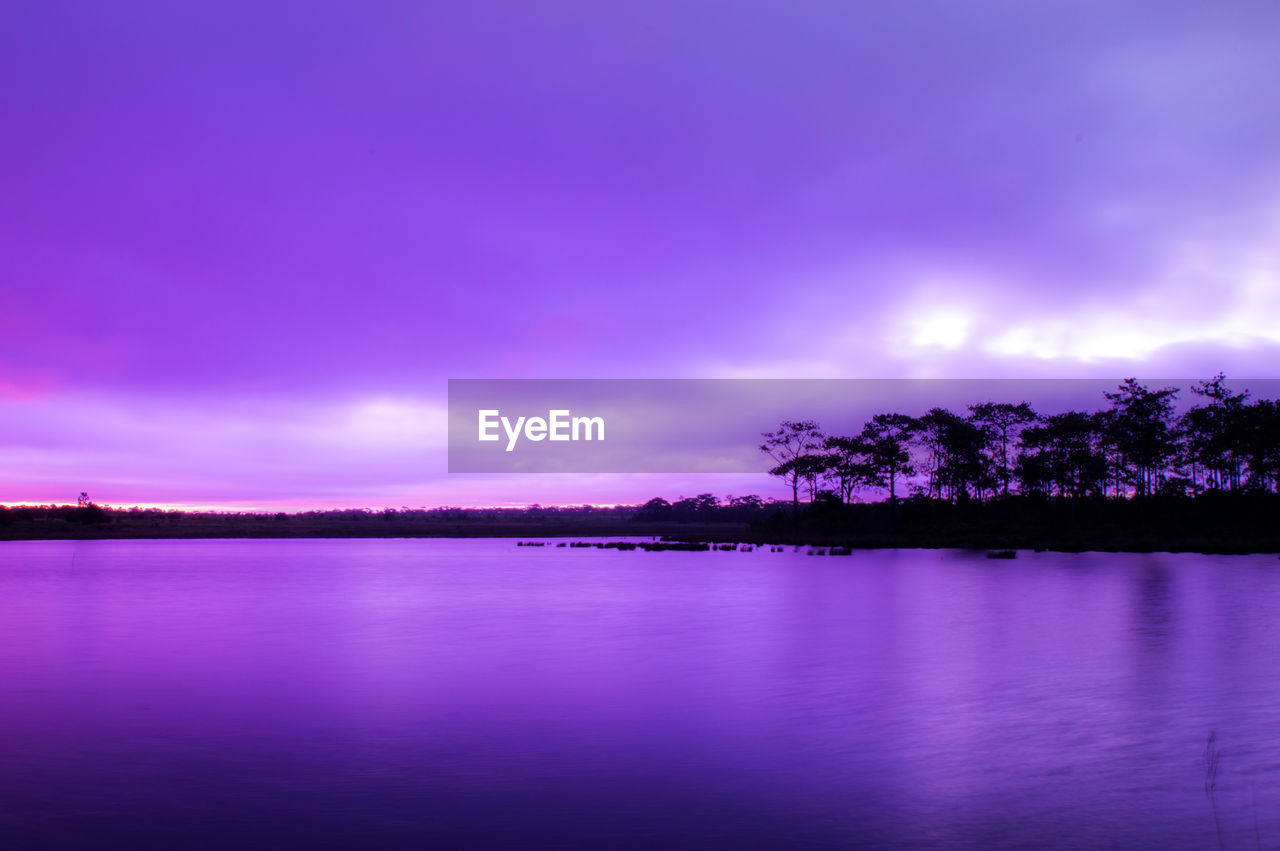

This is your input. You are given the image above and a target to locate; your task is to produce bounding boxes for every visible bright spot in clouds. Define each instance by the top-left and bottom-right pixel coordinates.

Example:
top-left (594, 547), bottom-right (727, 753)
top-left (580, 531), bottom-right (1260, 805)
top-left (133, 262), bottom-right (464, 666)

top-left (908, 308), bottom-right (973, 350)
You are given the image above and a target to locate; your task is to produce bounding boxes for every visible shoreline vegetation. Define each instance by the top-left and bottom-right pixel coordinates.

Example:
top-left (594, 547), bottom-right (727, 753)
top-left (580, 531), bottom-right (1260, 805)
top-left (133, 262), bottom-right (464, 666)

top-left (3, 376), bottom-right (1277, 554)
top-left (1, 492), bottom-right (1278, 553)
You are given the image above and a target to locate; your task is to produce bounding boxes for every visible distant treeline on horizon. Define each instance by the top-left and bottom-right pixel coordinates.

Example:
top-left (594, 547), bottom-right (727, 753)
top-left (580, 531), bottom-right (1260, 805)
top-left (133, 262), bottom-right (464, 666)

top-left (5, 374), bottom-right (1279, 531)
top-left (0, 499), bottom-right (779, 527)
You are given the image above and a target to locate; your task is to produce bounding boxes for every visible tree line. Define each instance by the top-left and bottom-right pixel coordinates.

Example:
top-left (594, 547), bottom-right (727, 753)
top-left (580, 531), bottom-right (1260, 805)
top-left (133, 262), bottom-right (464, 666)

top-left (760, 375), bottom-right (1280, 512)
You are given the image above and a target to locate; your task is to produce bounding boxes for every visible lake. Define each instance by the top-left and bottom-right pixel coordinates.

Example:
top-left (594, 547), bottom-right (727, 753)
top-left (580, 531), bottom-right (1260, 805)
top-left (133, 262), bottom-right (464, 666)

top-left (1, 539), bottom-right (1278, 848)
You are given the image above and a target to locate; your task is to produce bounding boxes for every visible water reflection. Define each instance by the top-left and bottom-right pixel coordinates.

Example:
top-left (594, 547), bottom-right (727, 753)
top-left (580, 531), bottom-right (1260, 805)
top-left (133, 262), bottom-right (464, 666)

top-left (0, 540), bottom-right (1278, 848)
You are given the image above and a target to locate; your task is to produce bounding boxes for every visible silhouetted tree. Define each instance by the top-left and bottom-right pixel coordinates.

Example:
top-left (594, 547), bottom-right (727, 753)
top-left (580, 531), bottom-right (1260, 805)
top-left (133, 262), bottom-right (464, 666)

top-left (1015, 425), bottom-right (1054, 498)
top-left (1182, 374), bottom-right (1249, 493)
top-left (794, 453), bottom-right (828, 503)
top-left (859, 413), bottom-right (916, 510)
top-left (1242, 399), bottom-right (1280, 492)
top-left (968, 401), bottom-right (1038, 498)
top-left (666, 493), bottom-right (722, 522)
top-left (761, 420), bottom-right (824, 513)
top-left (1053, 412), bottom-right (1108, 498)
top-left (725, 495), bottom-right (766, 521)
top-left (635, 497), bottom-right (672, 521)
top-left (758, 375), bottom-right (1280, 514)
top-left (822, 435), bottom-right (871, 504)
top-left (913, 407), bottom-right (989, 502)
top-left (1104, 378), bottom-right (1181, 497)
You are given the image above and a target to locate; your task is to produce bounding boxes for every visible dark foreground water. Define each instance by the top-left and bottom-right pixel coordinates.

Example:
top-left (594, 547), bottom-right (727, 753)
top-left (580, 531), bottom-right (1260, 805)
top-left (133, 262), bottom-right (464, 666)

top-left (2, 540), bottom-right (1279, 848)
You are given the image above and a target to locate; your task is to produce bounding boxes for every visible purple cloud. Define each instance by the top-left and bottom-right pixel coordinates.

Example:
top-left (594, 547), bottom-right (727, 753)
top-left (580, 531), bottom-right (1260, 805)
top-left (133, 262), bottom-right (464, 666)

top-left (3, 1), bottom-right (1280, 506)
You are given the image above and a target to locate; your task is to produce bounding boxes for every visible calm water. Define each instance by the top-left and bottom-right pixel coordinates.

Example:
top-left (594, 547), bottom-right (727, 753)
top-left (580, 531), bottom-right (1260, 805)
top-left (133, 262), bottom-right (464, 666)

top-left (2, 540), bottom-right (1279, 848)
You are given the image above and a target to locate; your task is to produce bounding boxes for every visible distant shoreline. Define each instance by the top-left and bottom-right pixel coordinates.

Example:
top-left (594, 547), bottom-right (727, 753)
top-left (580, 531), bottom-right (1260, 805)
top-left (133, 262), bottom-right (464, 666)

top-left (4, 495), bottom-right (1278, 555)
top-left (2, 517), bottom-right (1277, 555)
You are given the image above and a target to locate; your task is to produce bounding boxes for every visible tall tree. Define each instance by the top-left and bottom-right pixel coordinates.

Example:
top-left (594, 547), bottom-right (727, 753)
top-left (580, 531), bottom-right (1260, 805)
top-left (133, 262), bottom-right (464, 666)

top-left (859, 413), bottom-right (916, 509)
top-left (968, 401), bottom-right (1038, 498)
top-left (1183, 373), bottom-right (1250, 492)
top-left (760, 420), bottom-right (824, 513)
top-left (1240, 398), bottom-right (1280, 492)
top-left (914, 407), bottom-right (989, 502)
top-left (822, 434), bottom-right (871, 504)
top-left (1104, 378), bottom-right (1181, 497)
top-left (1017, 412), bottom-right (1107, 499)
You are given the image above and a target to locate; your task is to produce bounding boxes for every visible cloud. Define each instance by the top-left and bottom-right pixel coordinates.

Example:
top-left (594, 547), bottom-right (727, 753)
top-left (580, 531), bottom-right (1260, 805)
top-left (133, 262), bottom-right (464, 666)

top-left (3, 1), bottom-right (1280, 506)
top-left (0, 394), bottom-right (448, 508)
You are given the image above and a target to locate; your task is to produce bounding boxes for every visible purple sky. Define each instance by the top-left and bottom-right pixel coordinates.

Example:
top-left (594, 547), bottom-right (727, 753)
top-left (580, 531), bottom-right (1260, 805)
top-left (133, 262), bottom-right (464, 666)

top-left (4, 2), bottom-right (1280, 509)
